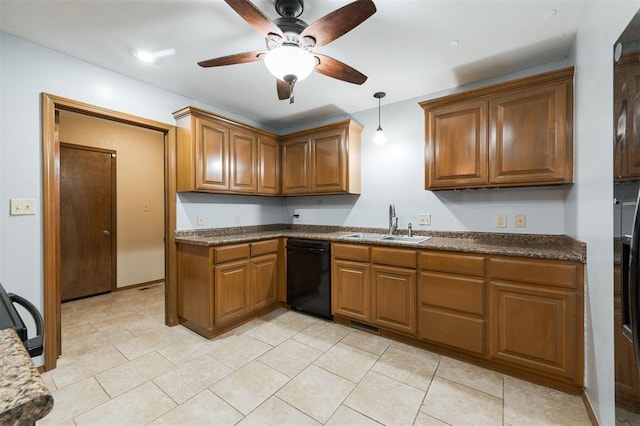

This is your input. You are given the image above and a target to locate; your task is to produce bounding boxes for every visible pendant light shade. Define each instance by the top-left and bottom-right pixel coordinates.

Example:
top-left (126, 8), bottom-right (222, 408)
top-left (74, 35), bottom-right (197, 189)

top-left (264, 45), bottom-right (317, 83)
top-left (373, 91), bottom-right (386, 145)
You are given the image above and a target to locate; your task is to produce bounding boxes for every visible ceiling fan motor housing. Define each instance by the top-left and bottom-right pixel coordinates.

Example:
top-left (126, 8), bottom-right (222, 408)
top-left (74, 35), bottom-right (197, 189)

top-left (275, 0), bottom-right (304, 18)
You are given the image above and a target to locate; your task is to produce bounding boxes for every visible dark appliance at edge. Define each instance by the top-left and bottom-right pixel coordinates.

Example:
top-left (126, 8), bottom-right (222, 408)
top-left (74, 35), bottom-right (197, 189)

top-left (286, 238), bottom-right (332, 320)
top-left (0, 282), bottom-right (44, 357)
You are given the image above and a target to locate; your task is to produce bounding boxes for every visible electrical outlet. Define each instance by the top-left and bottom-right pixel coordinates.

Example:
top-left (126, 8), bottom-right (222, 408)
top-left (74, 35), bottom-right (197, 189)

top-left (418, 214), bottom-right (431, 225)
top-left (515, 214), bottom-right (526, 228)
top-left (10, 199), bottom-right (36, 215)
top-left (196, 215), bottom-right (205, 226)
top-left (234, 215), bottom-right (240, 224)
top-left (495, 213), bottom-right (507, 228)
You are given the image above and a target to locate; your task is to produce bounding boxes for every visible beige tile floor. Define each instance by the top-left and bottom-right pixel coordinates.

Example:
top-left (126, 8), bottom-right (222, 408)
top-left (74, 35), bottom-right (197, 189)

top-left (38, 283), bottom-right (592, 425)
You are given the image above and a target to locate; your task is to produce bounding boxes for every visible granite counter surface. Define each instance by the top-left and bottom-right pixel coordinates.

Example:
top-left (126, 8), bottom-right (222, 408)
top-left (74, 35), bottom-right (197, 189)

top-left (175, 225), bottom-right (586, 262)
top-left (0, 328), bottom-right (53, 424)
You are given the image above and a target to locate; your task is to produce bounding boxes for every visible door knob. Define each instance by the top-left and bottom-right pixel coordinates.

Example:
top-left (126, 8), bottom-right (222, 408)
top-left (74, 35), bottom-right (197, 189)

top-left (103, 230), bottom-right (111, 236)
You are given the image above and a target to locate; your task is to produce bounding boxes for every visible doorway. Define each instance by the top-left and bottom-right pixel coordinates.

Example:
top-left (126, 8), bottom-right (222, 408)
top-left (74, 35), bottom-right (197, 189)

top-left (42, 94), bottom-right (179, 370)
top-left (60, 144), bottom-right (116, 301)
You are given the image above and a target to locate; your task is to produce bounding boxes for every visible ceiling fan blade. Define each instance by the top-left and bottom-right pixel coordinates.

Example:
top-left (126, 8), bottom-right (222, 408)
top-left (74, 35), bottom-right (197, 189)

top-left (300, 0), bottom-right (376, 47)
top-left (224, 0), bottom-right (283, 38)
top-left (277, 79), bottom-right (291, 100)
top-left (198, 51), bottom-right (263, 67)
top-left (314, 54), bottom-right (368, 85)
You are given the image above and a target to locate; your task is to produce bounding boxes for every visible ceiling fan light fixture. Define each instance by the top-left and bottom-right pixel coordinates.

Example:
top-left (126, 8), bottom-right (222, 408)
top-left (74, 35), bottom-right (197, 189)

top-left (264, 45), bottom-right (316, 82)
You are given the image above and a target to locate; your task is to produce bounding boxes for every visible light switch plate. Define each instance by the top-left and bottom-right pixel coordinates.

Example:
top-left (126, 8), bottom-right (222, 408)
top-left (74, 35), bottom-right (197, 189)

top-left (418, 214), bottom-right (431, 225)
top-left (196, 215), bottom-right (205, 225)
top-left (10, 199), bottom-right (36, 215)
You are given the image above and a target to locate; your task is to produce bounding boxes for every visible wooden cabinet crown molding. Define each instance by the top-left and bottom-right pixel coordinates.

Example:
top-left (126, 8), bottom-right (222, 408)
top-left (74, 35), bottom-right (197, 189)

top-left (418, 67), bottom-right (575, 111)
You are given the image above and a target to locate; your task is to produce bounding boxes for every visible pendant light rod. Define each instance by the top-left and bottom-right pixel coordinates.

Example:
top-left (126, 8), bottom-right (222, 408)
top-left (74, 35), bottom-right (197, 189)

top-left (374, 91), bottom-right (385, 130)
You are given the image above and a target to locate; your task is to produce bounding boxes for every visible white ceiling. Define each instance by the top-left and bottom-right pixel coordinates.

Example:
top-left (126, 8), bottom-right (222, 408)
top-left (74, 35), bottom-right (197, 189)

top-left (0, 0), bottom-right (586, 130)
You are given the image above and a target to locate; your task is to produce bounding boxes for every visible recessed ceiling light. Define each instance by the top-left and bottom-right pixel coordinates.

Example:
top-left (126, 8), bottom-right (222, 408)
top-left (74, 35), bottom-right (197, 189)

top-left (541, 9), bottom-right (557, 19)
top-left (134, 49), bottom-right (156, 63)
top-left (133, 48), bottom-right (176, 63)
top-left (447, 40), bottom-right (460, 48)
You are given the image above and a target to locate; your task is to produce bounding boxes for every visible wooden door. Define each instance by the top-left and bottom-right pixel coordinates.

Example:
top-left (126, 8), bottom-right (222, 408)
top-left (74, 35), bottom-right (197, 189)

top-left (215, 260), bottom-right (250, 325)
top-left (312, 128), bottom-right (346, 193)
top-left (425, 99), bottom-right (488, 189)
top-left (251, 254), bottom-right (278, 309)
top-left (371, 265), bottom-right (417, 335)
top-left (196, 117), bottom-right (229, 191)
top-left (229, 127), bottom-right (257, 193)
top-left (282, 137), bottom-right (311, 194)
top-left (257, 135), bottom-right (281, 195)
top-left (60, 144), bottom-right (115, 301)
top-left (332, 259), bottom-right (371, 322)
top-left (489, 82), bottom-right (570, 185)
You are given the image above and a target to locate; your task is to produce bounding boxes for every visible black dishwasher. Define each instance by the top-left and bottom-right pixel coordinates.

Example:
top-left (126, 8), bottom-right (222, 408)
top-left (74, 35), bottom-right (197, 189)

top-left (286, 239), bottom-right (332, 320)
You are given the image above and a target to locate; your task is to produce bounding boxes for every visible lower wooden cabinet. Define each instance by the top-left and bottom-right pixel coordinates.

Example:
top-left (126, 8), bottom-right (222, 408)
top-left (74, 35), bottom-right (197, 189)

top-left (418, 251), bottom-right (486, 355)
top-left (372, 265), bottom-right (416, 335)
top-left (332, 243), bottom-right (417, 337)
top-left (488, 257), bottom-right (583, 385)
top-left (177, 239), bottom-right (281, 337)
top-left (252, 253), bottom-right (278, 310)
top-left (332, 259), bottom-right (371, 322)
top-left (215, 259), bottom-right (250, 325)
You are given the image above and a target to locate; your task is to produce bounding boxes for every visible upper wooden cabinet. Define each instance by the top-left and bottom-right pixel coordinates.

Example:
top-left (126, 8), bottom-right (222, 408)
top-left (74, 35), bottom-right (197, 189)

top-left (173, 106), bottom-right (278, 196)
top-left (614, 52), bottom-right (640, 181)
top-left (420, 67), bottom-right (574, 190)
top-left (282, 120), bottom-right (363, 195)
top-left (257, 134), bottom-right (281, 195)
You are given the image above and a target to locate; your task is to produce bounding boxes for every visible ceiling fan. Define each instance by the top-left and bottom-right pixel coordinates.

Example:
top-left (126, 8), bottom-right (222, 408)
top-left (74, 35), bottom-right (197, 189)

top-left (198, 0), bottom-right (377, 103)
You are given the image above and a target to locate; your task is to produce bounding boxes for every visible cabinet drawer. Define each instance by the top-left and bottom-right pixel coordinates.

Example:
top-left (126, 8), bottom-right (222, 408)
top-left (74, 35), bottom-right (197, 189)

top-left (251, 239), bottom-right (278, 257)
top-left (333, 243), bottom-right (370, 262)
top-left (419, 307), bottom-right (484, 355)
top-left (419, 272), bottom-right (484, 315)
top-left (371, 247), bottom-right (416, 268)
top-left (489, 258), bottom-right (578, 288)
top-left (419, 251), bottom-right (485, 276)
top-left (215, 244), bottom-right (250, 264)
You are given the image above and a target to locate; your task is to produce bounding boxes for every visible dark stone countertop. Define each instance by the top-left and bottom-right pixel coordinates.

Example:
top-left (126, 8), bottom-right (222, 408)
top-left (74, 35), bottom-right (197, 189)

top-left (0, 329), bottom-right (53, 424)
top-left (175, 225), bottom-right (586, 263)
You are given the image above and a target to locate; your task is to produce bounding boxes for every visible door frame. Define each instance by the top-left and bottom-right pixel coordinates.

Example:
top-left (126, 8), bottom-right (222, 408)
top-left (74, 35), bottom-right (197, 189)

top-left (42, 93), bottom-right (178, 370)
top-left (59, 143), bottom-right (118, 297)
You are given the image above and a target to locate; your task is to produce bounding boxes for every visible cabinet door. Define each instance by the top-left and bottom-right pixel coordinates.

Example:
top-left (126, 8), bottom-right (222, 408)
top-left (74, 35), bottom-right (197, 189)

top-left (615, 59), bottom-right (640, 181)
top-left (252, 254), bottom-right (278, 310)
top-left (332, 259), bottom-right (371, 322)
top-left (196, 117), bottom-right (229, 191)
top-left (257, 135), bottom-right (281, 195)
top-left (372, 265), bottom-right (416, 335)
top-left (215, 260), bottom-right (250, 325)
top-left (489, 281), bottom-right (577, 380)
top-left (489, 82), bottom-right (571, 185)
top-left (229, 127), bottom-right (257, 193)
top-left (425, 99), bottom-right (488, 189)
top-left (312, 128), bottom-right (347, 193)
top-left (282, 137), bottom-right (311, 194)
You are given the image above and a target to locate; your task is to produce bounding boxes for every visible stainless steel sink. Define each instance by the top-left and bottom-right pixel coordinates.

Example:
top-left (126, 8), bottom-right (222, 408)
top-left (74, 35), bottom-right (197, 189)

top-left (342, 233), bottom-right (387, 240)
top-left (381, 235), bottom-right (432, 243)
top-left (341, 233), bottom-right (432, 244)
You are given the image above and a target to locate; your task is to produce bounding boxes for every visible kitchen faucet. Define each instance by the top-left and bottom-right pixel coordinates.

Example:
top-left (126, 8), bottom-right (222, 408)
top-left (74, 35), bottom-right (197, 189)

top-left (389, 204), bottom-right (398, 235)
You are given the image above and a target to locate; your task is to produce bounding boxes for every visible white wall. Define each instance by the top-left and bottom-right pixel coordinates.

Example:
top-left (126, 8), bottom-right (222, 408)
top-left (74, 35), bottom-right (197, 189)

top-left (565, 1), bottom-right (640, 424)
top-left (0, 33), bottom-right (267, 362)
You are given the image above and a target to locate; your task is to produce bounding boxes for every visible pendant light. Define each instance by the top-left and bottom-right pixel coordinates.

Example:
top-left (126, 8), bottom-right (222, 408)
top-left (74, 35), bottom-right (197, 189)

top-left (373, 92), bottom-right (387, 145)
